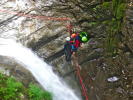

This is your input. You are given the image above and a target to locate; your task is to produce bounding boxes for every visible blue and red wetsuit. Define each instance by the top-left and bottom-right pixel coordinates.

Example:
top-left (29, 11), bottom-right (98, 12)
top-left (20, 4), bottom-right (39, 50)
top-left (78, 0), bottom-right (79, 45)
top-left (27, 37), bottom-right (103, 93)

top-left (70, 35), bottom-right (81, 52)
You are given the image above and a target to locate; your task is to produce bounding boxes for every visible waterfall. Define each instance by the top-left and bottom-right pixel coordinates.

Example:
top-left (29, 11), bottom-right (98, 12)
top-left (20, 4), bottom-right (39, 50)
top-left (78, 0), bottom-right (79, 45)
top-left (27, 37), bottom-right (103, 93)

top-left (0, 38), bottom-right (80, 100)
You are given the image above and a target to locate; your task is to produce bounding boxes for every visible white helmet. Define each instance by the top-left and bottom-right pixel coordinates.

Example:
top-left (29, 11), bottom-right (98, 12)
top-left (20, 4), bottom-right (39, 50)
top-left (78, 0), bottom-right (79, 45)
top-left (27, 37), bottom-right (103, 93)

top-left (66, 37), bottom-right (70, 41)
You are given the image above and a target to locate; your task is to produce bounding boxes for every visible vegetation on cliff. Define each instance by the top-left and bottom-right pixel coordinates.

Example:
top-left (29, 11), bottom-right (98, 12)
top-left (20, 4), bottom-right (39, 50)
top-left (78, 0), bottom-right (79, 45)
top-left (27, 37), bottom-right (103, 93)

top-left (103, 0), bottom-right (126, 56)
top-left (0, 73), bottom-right (52, 100)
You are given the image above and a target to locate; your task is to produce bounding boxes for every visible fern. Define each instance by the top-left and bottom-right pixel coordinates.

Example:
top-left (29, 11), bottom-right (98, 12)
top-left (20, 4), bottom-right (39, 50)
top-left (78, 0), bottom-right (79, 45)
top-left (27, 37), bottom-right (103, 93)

top-left (28, 83), bottom-right (52, 100)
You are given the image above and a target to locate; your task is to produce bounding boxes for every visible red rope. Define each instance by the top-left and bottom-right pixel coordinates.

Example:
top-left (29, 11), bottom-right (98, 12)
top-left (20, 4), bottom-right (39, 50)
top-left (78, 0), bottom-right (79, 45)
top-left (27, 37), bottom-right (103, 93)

top-left (0, 9), bottom-right (71, 21)
top-left (76, 66), bottom-right (89, 100)
top-left (66, 22), bottom-right (73, 35)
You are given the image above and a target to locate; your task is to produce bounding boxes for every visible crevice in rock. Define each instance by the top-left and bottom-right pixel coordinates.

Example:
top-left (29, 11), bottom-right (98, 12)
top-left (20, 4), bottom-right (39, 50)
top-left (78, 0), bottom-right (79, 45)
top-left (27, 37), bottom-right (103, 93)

top-left (45, 48), bottom-right (64, 62)
top-left (79, 51), bottom-right (102, 65)
top-left (123, 44), bottom-right (133, 55)
top-left (26, 25), bottom-right (46, 40)
top-left (62, 69), bottom-right (76, 78)
top-left (31, 33), bottom-right (62, 50)
top-left (0, 14), bottom-right (19, 27)
top-left (0, 11), bottom-right (31, 27)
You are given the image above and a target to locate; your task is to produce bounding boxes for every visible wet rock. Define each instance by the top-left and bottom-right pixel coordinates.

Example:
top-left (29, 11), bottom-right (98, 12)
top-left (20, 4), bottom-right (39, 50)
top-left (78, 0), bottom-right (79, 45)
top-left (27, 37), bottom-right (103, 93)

top-left (0, 56), bottom-right (37, 87)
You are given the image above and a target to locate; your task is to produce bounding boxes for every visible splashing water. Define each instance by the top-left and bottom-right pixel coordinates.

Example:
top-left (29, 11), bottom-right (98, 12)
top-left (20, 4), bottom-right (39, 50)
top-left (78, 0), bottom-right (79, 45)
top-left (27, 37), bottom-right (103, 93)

top-left (0, 38), bottom-right (80, 100)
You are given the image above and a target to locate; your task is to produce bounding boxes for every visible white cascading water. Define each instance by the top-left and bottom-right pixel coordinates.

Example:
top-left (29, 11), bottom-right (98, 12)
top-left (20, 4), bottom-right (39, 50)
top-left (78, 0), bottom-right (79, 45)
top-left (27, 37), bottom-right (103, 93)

top-left (0, 38), bottom-right (80, 100)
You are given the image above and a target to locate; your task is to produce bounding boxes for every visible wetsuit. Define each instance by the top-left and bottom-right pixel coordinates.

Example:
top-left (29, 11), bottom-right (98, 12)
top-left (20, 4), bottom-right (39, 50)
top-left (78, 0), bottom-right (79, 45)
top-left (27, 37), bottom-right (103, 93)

top-left (64, 41), bottom-right (72, 61)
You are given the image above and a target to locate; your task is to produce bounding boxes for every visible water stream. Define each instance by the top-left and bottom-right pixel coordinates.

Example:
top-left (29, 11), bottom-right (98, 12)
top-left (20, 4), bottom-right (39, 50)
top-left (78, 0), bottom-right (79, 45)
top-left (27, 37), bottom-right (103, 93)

top-left (0, 38), bottom-right (80, 100)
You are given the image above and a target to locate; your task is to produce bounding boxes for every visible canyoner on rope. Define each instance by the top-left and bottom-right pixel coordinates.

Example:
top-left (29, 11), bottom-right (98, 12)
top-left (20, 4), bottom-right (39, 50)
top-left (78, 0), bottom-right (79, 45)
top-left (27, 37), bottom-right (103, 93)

top-left (64, 37), bottom-right (72, 61)
top-left (64, 32), bottom-right (89, 62)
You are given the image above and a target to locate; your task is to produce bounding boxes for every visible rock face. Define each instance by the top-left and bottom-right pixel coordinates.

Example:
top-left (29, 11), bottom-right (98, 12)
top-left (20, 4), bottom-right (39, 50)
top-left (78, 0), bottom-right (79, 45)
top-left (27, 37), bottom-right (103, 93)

top-left (123, 4), bottom-right (133, 53)
top-left (0, 0), bottom-right (133, 100)
top-left (0, 56), bottom-right (37, 86)
top-left (0, 0), bottom-right (82, 98)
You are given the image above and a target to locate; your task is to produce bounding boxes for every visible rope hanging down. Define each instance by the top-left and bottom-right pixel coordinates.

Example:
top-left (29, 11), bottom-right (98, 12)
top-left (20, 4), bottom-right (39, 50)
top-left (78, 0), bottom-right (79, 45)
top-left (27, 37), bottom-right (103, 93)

top-left (65, 19), bottom-right (89, 100)
top-left (76, 66), bottom-right (89, 100)
top-left (73, 55), bottom-right (89, 100)
top-left (66, 22), bottom-right (73, 35)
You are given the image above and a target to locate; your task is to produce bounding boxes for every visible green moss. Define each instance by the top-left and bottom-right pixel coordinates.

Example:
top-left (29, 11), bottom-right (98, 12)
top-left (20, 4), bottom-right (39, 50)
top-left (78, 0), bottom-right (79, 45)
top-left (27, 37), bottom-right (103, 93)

top-left (0, 73), bottom-right (52, 100)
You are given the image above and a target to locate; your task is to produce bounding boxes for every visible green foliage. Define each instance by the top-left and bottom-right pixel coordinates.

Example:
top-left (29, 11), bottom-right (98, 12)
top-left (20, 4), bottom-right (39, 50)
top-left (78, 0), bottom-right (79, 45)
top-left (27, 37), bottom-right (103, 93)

top-left (116, 3), bottom-right (126, 20)
top-left (104, 0), bottom-right (126, 56)
top-left (112, 0), bottom-right (119, 15)
top-left (28, 84), bottom-right (52, 100)
top-left (102, 2), bottom-right (111, 9)
top-left (0, 73), bottom-right (52, 100)
top-left (112, 0), bottom-right (126, 17)
top-left (5, 78), bottom-right (23, 100)
top-left (0, 74), bottom-right (23, 100)
top-left (88, 22), bottom-right (97, 26)
top-left (95, 2), bottom-right (111, 11)
top-left (105, 19), bottom-right (121, 56)
top-left (102, 20), bottom-right (110, 24)
top-left (89, 0), bottom-right (126, 56)
top-left (106, 19), bottom-right (120, 56)
top-left (93, 7), bottom-right (97, 11)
